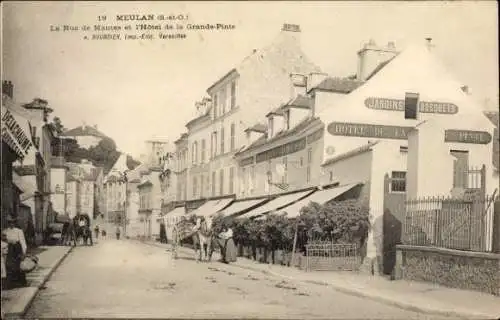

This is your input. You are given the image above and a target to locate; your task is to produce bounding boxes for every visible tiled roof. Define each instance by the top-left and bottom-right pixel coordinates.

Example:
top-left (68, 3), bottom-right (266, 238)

top-left (312, 77), bottom-right (364, 94)
top-left (239, 117), bottom-right (323, 155)
top-left (322, 141), bottom-right (379, 167)
top-left (366, 57), bottom-right (396, 81)
top-left (245, 123), bottom-right (268, 133)
top-left (62, 125), bottom-right (107, 138)
top-left (286, 95), bottom-right (313, 109)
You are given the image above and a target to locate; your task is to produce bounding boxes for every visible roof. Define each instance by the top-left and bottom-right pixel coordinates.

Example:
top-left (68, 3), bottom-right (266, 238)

top-left (286, 94), bottom-right (314, 109)
top-left (311, 77), bottom-right (364, 94)
top-left (239, 117), bottom-right (323, 155)
top-left (206, 68), bottom-right (238, 94)
top-left (245, 123), bottom-right (268, 133)
top-left (365, 57), bottom-right (396, 81)
top-left (322, 141), bottom-right (379, 167)
top-left (62, 125), bottom-right (107, 138)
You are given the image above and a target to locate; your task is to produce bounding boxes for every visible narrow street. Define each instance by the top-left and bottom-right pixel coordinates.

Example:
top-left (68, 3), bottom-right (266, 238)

top-left (25, 240), bottom-right (451, 319)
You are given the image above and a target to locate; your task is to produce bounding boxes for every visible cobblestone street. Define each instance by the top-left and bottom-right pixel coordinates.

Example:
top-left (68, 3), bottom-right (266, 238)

top-left (25, 240), bottom-right (452, 319)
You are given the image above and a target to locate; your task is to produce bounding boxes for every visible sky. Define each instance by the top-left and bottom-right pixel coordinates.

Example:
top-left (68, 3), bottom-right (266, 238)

top-left (2, 1), bottom-right (498, 157)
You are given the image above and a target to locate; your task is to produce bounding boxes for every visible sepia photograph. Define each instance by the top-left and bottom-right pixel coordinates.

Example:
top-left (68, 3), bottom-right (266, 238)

top-left (1, 1), bottom-right (499, 319)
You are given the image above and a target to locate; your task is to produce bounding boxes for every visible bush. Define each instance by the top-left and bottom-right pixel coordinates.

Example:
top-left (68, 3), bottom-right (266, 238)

top-left (298, 199), bottom-right (370, 244)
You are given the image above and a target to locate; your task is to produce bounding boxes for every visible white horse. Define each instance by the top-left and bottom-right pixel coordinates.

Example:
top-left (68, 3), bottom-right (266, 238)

top-left (194, 216), bottom-right (214, 262)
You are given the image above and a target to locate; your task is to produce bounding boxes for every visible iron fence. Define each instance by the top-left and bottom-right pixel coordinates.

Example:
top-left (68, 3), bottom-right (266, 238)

top-left (305, 242), bottom-right (362, 271)
top-left (403, 194), bottom-right (498, 252)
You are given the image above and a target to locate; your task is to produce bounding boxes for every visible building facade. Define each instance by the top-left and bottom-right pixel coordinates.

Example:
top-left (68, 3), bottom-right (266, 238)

top-left (62, 124), bottom-right (106, 149)
top-left (182, 23), bottom-right (321, 209)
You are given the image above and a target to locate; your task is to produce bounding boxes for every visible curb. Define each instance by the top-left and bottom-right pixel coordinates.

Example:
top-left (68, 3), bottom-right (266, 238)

top-left (4, 246), bottom-right (74, 319)
top-left (229, 262), bottom-right (493, 320)
top-left (134, 240), bottom-right (496, 319)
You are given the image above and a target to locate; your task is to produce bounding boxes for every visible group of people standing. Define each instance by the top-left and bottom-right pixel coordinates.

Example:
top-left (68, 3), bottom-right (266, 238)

top-left (192, 216), bottom-right (237, 264)
top-left (1, 215), bottom-right (28, 290)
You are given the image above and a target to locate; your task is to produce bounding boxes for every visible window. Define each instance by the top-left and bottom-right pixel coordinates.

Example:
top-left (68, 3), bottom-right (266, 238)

top-left (200, 175), bottom-right (204, 197)
top-left (404, 92), bottom-right (419, 120)
top-left (300, 157), bottom-right (304, 167)
top-left (282, 157), bottom-right (288, 183)
top-left (230, 81), bottom-right (236, 109)
top-left (268, 117), bottom-right (274, 138)
top-left (193, 176), bottom-right (198, 198)
top-left (329, 171), bottom-right (333, 181)
top-left (307, 148), bottom-right (312, 163)
top-left (220, 87), bottom-right (227, 115)
top-left (211, 131), bottom-right (218, 158)
top-left (391, 171), bottom-right (406, 192)
top-left (241, 168), bottom-right (246, 195)
top-left (219, 169), bottom-right (224, 195)
top-left (220, 127), bottom-right (225, 154)
top-left (306, 166), bottom-right (311, 183)
top-left (229, 167), bottom-right (234, 194)
top-left (213, 93), bottom-right (218, 118)
top-left (192, 141), bottom-right (198, 165)
top-left (230, 123), bottom-right (235, 151)
top-left (211, 171), bottom-right (216, 196)
top-left (450, 150), bottom-right (469, 189)
top-left (201, 139), bottom-right (206, 163)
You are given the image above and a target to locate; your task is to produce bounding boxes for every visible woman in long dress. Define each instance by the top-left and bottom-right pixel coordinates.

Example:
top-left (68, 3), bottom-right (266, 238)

top-left (217, 225), bottom-right (237, 264)
top-left (2, 215), bottom-right (28, 289)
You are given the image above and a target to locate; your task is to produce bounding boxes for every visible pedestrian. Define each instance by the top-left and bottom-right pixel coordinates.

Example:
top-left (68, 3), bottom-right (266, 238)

top-left (102, 229), bottom-right (106, 239)
top-left (116, 226), bottom-right (121, 240)
top-left (2, 215), bottom-right (28, 289)
top-left (1, 233), bottom-right (8, 289)
top-left (94, 225), bottom-right (100, 239)
top-left (159, 222), bottom-right (167, 243)
top-left (217, 224), bottom-right (237, 264)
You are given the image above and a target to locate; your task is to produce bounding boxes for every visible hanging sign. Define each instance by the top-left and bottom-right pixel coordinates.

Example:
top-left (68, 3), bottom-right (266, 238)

top-left (364, 97), bottom-right (458, 114)
top-left (327, 122), bottom-right (413, 140)
top-left (1, 108), bottom-right (33, 160)
top-left (444, 130), bottom-right (492, 144)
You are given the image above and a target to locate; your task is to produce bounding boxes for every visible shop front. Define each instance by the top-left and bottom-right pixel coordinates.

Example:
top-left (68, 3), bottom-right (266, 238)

top-left (1, 93), bottom-right (34, 229)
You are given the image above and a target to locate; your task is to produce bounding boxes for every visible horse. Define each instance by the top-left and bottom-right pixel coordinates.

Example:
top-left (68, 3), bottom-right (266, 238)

top-left (61, 221), bottom-right (77, 247)
top-left (194, 216), bottom-right (214, 262)
top-left (75, 225), bottom-right (93, 245)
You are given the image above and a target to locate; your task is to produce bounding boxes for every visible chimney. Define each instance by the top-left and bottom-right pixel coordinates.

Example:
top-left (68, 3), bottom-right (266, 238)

top-left (2, 80), bottom-right (14, 99)
top-left (282, 23), bottom-right (301, 33)
top-left (356, 39), bottom-right (398, 81)
top-left (425, 37), bottom-right (434, 51)
top-left (290, 73), bottom-right (307, 98)
top-left (306, 72), bottom-right (328, 93)
top-left (461, 85), bottom-right (471, 95)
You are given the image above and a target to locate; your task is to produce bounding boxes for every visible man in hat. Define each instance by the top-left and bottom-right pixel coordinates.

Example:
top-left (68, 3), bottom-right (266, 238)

top-left (2, 215), bottom-right (28, 289)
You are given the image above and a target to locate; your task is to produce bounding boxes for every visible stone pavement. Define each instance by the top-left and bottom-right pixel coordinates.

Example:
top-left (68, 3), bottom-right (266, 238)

top-left (1, 245), bottom-right (73, 319)
top-left (140, 240), bottom-right (500, 319)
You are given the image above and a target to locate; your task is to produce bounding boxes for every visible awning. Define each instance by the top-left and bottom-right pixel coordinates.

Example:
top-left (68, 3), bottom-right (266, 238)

top-left (12, 173), bottom-right (37, 201)
top-left (166, 206), bottom-right (186, 217)
top-left (1, 95), bottom-right (35, 161)
top-left (189, 198), bottom-right (234, 218)
top-left (216, 198), bottom-right (269, 218)
top-left (236, 189), bottom-right (315, 220)
top-left (277, 183), bottom-right (361, 219)
top-left (206, 198), bottom-right (234, 217)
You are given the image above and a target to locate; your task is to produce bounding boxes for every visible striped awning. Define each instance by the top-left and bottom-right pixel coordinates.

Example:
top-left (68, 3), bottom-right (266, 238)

top-left (277, 183), bottom-right (362, 218)
top-left (236, 189), bottom-right (315, 220)
top-left (166, 206), bottom-right (186, 217)
top-left (190, 198), bottom-right (234, 218)
top-left (216, 198), bottom-right (269, 218)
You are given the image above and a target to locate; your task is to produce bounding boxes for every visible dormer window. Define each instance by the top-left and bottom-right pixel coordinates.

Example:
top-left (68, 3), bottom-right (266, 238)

top-left (268, 117), bottom-right (274, 138)
top-left (405, 92), bottom-right (419, 120)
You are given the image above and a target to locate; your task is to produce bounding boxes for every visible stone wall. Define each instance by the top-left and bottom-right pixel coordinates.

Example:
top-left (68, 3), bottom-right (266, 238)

top-left (395, 245), bottom-right (500, 296)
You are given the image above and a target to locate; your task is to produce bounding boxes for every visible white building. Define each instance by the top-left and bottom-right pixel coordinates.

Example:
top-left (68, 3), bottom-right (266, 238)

top-left (183, 23), bottom-right (321, 213)
top-left (62, 124), bottom-right (106, 149)
top-left (317, 40), bottom-right (497, 274)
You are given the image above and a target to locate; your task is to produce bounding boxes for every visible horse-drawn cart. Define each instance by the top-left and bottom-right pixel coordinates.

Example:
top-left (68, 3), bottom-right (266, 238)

top-left (171, 218), bottom-right (197, 259)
